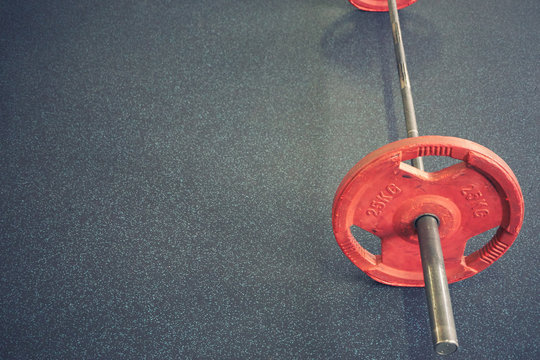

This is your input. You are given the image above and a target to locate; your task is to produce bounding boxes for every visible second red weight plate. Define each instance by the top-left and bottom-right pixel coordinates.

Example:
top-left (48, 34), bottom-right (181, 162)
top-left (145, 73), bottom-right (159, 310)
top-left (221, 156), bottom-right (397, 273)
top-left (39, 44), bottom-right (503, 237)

top-left (349, 0), bottom-right (418, 12)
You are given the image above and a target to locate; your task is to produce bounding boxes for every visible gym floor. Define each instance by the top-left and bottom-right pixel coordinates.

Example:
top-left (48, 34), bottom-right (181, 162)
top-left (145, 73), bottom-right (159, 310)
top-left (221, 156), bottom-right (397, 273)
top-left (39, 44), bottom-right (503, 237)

top-left (1, 1), bottom-right (538, 359)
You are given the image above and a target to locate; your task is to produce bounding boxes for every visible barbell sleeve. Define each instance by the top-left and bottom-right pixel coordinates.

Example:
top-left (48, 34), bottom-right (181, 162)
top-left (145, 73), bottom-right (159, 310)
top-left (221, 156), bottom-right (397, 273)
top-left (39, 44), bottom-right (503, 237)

top-left (416, 215), bottom-right (459, 355)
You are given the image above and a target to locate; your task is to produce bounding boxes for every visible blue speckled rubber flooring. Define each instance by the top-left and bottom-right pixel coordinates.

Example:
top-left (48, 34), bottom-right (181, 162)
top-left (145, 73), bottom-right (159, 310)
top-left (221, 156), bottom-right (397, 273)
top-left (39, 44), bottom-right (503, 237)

top-left (1, 0), bottom-right (538, 359)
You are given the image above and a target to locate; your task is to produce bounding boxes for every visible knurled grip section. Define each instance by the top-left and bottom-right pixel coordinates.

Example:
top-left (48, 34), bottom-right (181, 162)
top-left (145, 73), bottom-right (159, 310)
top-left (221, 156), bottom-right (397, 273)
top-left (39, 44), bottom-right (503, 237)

top-left (417, 145), bottom-right (452, 157)
top-left (479, 232), bottom-right (509, 264)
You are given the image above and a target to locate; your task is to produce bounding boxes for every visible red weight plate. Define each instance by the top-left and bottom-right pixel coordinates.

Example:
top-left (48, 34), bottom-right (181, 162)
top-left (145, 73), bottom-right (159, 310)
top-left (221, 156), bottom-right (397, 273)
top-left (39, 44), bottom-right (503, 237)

top-left (332, 136), bottom-right (524, 287)
top-left (349, 0), bottom-right (418, 12)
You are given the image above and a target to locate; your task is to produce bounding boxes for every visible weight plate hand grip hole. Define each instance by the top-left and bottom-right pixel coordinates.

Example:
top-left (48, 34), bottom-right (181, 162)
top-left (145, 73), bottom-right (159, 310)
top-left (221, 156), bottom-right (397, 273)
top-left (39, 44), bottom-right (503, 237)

top-left (464, 227), bottom-right (498, 256)
top-left (350, 225), bottom-right (382, 255)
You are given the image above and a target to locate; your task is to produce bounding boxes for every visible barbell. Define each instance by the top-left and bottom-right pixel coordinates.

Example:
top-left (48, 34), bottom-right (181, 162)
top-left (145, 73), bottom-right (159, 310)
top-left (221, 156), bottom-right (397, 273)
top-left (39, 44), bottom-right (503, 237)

top-left (332, 0), bottom-right (525, 355)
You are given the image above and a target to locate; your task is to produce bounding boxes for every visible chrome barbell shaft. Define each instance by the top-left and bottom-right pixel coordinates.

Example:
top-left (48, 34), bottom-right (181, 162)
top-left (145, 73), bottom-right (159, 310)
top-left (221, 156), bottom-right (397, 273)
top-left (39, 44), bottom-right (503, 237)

top-left (416, 215), bottom-right (459, 355)
top-left (388, 0), bottom-right (424, 170)
top-left (387, 0), bottom-right (459, 355)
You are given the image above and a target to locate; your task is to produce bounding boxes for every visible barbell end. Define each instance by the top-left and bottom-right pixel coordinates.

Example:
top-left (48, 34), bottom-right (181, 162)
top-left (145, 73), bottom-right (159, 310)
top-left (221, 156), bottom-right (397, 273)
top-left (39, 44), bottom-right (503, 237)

top-left (435, 340), bottom-right (459, 356)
